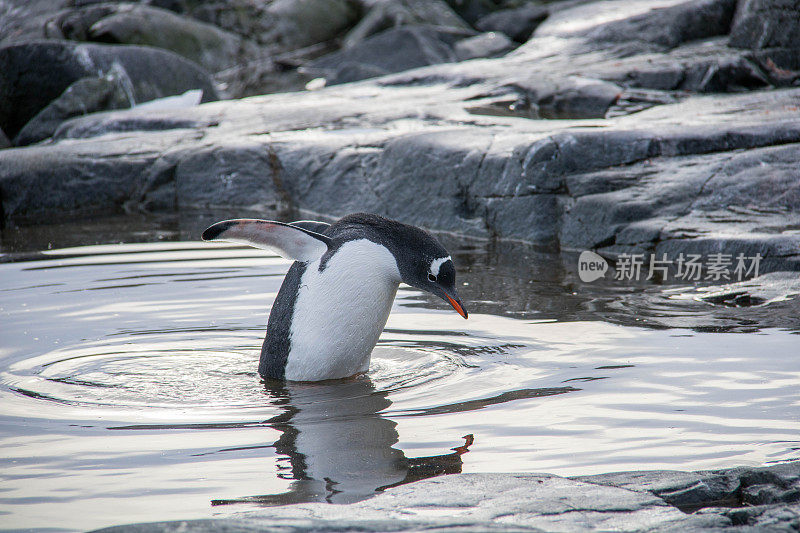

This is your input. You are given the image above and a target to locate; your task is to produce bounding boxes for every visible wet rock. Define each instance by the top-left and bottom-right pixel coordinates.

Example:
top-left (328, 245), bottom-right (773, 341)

top-left (455, 31), bottom-right (515, 61)
top-left (307, 25), bottom-right (465, 85)
top-left (0, 40), bottom-right (218, 139)
top-left (48, 3), bottom-right (253, 73)
top-left (13, 74), bottom-right (131, 146)
top-left (506, 75), bottom-right (623, 119)
top-left (729, 0), bottom-right (800, 50)
top-left (684, 271), bottom-right (800, 308)
top-left (474, 3), bottom-right (549, 43)
top-left (572, 470), bottom-right (741, 511)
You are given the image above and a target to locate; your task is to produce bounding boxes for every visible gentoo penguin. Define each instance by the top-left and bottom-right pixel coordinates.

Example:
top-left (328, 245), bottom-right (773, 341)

top-left (202, 213), bottom-right (467, 381)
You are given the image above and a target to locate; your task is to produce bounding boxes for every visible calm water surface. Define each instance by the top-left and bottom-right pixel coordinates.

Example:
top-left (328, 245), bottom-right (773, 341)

top-left (1, 216), bottom-right (799, 531)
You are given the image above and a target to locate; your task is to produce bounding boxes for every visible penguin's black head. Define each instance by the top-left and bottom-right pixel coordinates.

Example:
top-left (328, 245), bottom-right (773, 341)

top-left (405, 253), bottom-right (468, 320)
top-left (329, 214), bottom-right (468, 319)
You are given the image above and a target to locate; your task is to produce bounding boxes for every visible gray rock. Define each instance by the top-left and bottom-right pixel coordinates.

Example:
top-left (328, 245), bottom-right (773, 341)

top-left (48, 3), bottom-right (253, 73)
top-left (0, 0), bottom-right (68, 45)
top-left (443, 0), bottom-right (508, 26)
top-left (573, 469), bottom-right (741, 511)
top-left (0, 0), bottom-right (362, 99)
top-left (52, 110), bottom-right (211, 142)
top-left (172, 143), bottom-right (288, 213)
top-left (215, 59), bottom-right (315, 100)
top-left (505, 75), bottom-right (623, 119)
top-left (343, 0), bottom-right (471, 49)
top-left (729, 0), bottom-right (800, 50)
top-left (455, 31), bottom-right (515, 61)
top-left (13, 74), bottom-right (131, 146)
top-left (307, 25), bottom-right (464, 84)
top-left (0, 133), bottom-right (167, 224)
top-left (252, 0), bottom-right (362, 53)
top-left (0, 40), bottom-right (218, 139)
top-left (3, 0), bottom-right (800, 278)
top-left (86, 463), bottom-right (800, 532)
top-left (474, 3), bottom-right (549, 43)
top-left (582, 0), bottom-right (737, 51)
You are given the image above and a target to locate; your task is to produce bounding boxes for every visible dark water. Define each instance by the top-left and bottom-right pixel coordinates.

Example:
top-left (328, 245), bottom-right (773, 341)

top-left (1, 214), bottom-right (799, 532)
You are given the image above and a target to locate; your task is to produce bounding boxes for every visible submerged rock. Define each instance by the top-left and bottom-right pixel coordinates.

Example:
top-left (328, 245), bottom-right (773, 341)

top-left (680, 272), bottom-right (800, 308)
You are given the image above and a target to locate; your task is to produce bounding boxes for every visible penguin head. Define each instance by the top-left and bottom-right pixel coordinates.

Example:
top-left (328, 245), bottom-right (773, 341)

top-left (400, 252), bottom-right (468, 320)
top-left (338, 215), bottom-right (468, 320)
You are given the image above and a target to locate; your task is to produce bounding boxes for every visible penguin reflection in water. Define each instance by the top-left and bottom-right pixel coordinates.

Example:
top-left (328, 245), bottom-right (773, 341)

top-left (212, 379), bottom-right (474, 506)
top-left (202, 212), bottom-right (468, 382)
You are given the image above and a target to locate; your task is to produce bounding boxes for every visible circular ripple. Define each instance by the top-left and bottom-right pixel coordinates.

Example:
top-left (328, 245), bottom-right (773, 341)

top-left (2, 330), bottom-right (492, 413)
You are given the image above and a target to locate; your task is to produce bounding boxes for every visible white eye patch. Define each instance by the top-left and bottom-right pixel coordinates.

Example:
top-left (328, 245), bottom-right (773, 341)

top-left (429, 256), bottom-right (451, 277)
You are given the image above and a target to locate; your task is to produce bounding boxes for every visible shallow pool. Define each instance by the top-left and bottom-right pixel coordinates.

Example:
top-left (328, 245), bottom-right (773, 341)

top-left (1, 220), bottom-right (799, 531)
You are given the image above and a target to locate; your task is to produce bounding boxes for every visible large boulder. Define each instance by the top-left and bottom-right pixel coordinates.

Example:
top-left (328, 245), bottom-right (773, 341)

top-left (259, 0), bottom-right (362, 50)
top-left (474, 3), bottom-right (549, 43)
top-left (0, 40), bottom-right (218, 139)
top-left (13, 74), bottom-right (132, 146)
top-left (729, 0), bottom-right (800, 50)
top-left (581, 0), bottom-right (737, 51)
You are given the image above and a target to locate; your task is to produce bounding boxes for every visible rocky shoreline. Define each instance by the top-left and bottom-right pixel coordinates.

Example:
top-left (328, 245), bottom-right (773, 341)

top-left (1, 0), bottom-right (799, 273)
top-left (92, 462), bottom-right (800, 532)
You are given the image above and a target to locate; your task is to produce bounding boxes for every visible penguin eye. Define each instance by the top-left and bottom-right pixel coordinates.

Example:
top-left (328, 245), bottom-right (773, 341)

top-left (428, 273), bottom-right (437, 282)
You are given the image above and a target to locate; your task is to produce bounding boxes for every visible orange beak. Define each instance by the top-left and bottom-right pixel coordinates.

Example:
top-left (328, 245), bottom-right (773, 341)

top-left (446, 294), bottom-right (468, 319)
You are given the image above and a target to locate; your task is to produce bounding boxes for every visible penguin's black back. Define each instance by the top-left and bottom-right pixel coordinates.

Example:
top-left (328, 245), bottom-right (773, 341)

top-left (260, 261), bottom-right (307, 380)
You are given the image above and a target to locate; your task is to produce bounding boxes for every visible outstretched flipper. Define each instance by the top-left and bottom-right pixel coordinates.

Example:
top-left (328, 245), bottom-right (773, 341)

top-left (202, 219), bottom-right (331, 263)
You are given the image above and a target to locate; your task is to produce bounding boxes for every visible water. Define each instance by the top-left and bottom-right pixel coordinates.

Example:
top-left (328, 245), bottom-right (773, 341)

top-left (1, 215), bottom-right (799, 532)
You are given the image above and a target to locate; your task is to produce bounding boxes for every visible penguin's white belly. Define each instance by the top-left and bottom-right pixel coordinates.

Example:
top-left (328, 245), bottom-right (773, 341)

top-left (284, 239), bottom-right (401, 381)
